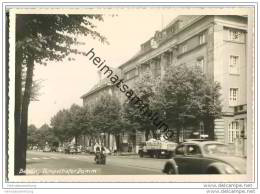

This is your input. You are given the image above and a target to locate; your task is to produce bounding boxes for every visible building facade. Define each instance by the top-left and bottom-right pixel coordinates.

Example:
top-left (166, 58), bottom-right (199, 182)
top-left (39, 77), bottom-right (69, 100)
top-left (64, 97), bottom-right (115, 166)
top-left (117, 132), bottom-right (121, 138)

top-left (80, 69), bottom-right (117, 151)
top-left (81, 15), bottom-right (248, 154)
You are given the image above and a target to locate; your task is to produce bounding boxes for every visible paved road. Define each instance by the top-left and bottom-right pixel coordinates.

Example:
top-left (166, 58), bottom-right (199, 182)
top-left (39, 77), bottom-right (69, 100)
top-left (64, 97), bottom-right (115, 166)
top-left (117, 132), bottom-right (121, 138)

top-left (26, 151), bottom-right (168, 175)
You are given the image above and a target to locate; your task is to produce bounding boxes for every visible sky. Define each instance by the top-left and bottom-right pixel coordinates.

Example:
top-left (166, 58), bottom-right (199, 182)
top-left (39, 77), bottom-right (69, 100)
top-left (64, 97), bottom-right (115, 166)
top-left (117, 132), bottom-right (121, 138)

top-left (28, 13), bottom-right (178, 128)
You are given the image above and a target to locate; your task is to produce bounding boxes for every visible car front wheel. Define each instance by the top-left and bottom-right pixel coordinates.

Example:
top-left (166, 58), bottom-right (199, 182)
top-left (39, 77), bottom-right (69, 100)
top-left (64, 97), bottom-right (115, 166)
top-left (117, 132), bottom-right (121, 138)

top-left (167, 166), bottom-right (177, 174)
top-left (207, 167), bottom-right (221, 174)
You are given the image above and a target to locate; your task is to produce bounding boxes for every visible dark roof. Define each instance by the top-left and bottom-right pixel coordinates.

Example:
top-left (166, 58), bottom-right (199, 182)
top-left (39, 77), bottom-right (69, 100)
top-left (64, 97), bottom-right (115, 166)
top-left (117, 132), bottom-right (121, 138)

top-left (81, 66), bottom-right (121, 99)
top-left (118, 15), bottom-right (202, 69)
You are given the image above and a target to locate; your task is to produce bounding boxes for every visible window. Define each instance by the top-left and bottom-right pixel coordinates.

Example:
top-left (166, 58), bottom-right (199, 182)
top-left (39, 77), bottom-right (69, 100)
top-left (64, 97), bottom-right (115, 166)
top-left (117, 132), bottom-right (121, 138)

top-left (229, 88), bottom-right (238, 106)
top-left (153, 61), bottom-right (161, 78)
top-left (199, 33), bottom-right (206, 44)
top-left (175, 145), bottom-right (185, 155)
top-left (229, 55), bottom-right (239, 74)
top-left (196, 57), bottom-right (204, 72)
top-left (229, 29), bottom-right (241, 41)
top-left (186, 145), bottom-right (201, 155)
top-left (182, 45), bottom-right (187, 53)
top-left (141, 63), bottom-right (150, 74)
top-left (228, 121), bottom-right (240, 143)
top-left (125, 69), bottom-right (137, 80)
top-left (165, 52), bottom-right (173, 67)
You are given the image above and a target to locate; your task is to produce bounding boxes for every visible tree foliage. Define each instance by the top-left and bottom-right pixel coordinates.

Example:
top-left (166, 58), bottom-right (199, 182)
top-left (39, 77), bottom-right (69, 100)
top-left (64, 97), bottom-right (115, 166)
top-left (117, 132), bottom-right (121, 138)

top-left (123, 72), bottom-right (161, 140)
top-left (92, 95), bottom-right (123, 135)
top-left (50, 104), bottom-right (94, 146)
top-left (27, 124), bottom-right (58, 148)
top-left (15, 14), bottom-right (106, 174)
top-left (50, 109), bottom-right (71, 143)
top-left (16, 15), bottom-right (107, 65)
top-left (154, 64), bottom-right (222, 142)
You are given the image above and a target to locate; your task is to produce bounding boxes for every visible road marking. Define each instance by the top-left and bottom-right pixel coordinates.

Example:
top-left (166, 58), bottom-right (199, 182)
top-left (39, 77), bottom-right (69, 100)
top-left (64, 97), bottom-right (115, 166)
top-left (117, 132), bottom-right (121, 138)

top-left (31, 157), bottom-right (40, 160)
top-left (42, 157), bottom-right (50, 160)
top-left (49, 157), bottom-right (58, 159)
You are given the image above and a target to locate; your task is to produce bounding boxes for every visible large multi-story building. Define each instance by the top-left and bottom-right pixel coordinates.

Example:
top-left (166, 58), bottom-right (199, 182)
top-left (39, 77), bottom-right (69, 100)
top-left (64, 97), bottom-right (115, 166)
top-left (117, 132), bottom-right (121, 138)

top-left (81, 15), bottom-right (248, 153)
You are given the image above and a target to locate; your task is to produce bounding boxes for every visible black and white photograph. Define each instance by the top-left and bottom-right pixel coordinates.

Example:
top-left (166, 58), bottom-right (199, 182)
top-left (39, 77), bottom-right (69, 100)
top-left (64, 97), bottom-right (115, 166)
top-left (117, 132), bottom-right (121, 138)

top-left (3, 4), bottom-right (257, 191)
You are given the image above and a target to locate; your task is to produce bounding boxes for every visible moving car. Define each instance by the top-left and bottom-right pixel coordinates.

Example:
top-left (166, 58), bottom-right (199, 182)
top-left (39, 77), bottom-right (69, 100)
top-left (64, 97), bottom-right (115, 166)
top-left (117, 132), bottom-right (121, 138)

top-left (162, 141), bottom-right (246, 174)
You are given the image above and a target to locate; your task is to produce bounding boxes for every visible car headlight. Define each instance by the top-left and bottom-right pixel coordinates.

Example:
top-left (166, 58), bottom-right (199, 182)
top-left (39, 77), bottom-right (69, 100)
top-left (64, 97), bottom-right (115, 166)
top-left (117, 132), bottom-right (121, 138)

top-left (224, 165), bottom-right (236, 174)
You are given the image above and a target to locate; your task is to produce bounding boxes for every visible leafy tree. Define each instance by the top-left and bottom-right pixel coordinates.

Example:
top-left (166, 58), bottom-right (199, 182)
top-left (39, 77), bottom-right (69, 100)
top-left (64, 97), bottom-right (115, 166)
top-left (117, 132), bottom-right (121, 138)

top-left (79, 105), bottom-right (94, 137)
top-left (154, 64), bottom-right (222, 142)
top-left (27, 124), bottom-right (37, 146)
top-left (50, 109), bottom-right (72, 144)
top-left (38, 124), bottom-right (59, 147)
top-left (91, 95), bottom-right (124, 150)
top-left (78, 105), bottom-right (97, 147)
top-left (66, 104), bottom-right (84, 147)
top-left (15, 14), bottom-right (106, 174)
top-left (27, 124), bottom-right (59, 148)
top-left (123, 72), bottom-right (161, 140)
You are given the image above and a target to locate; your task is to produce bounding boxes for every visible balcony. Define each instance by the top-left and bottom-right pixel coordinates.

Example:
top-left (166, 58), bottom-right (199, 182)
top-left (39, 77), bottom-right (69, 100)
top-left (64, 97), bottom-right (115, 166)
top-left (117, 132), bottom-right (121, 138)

top-left (234, 104), bottom-right (247, 115)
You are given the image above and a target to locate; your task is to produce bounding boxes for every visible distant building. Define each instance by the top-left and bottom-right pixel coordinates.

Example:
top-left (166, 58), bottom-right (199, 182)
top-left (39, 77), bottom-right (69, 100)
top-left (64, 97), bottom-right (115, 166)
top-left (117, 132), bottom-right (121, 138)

top-left (80, 67), bottom-right (122, 151)
top-left (81, 15), bottom-right (248, 154)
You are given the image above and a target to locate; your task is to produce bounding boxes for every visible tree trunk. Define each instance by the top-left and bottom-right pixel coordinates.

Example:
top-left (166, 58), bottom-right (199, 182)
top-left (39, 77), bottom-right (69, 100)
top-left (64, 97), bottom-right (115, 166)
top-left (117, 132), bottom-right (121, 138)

top-left (115, 134), bottom-right (120, 152)
top-left (151, 130), bottom-right (157, 139)
top-left (14, 50), bottom-right (23, 175)
top-left (132, 132), bottom-right (136, 153)
top-left (204, 117), bottom-right (215, 140)
top-left (107, 132), bottom-right (110, 149)
top-left (75, 136), bottom-right (78, 147)
top-left (19, 56), bottom-right (35, 175)
top-left (176, 122), bottom-right (181, 143)
top-left (145, 129), bottom-right (149, 141)
top-left (83, 135), bottom-right (86, 147)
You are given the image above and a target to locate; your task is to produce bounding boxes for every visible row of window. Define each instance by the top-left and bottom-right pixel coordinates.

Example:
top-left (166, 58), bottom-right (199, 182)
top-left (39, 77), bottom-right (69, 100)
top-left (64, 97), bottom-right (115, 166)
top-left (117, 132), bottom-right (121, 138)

top-left (125, 68), bottom-right (138, 80)
top-left (124, 54), bottom-right (239, 79)
top-left (194, 55), bottom-right (240, 75)
top-left (181, 28), bottom-right (243, 53)
top-left (181, 33), bottom-right (206, 54)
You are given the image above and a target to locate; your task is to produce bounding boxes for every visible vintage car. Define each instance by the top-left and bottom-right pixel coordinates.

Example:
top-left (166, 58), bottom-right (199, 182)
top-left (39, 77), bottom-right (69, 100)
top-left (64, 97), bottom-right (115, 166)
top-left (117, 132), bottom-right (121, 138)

top-left (162, 141), bottom-right (246, 174)
top-left (43, 145), bottom-right (51, 152)
top-left (68, 145), bottom-right (77, 154)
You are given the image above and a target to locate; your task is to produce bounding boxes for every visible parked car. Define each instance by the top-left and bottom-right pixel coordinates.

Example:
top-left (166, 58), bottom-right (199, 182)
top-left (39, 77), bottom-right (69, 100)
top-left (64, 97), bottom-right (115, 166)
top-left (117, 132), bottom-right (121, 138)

top-left (101, 147), bottom-right (111, 155)
top-left (50, 146), bottom-right (57, 152)
top-left (64, 145), bottom-right (80, 154)
top-left (69, 145), bottom-right (77, 154)
top-left (64, 146), bottom-right (70, 154)
top-left (57, 146), bottom-right (64, 153)
top-left (43, 145), bottom-right (51, 152)
top-left (77, 145), bottom-right (83, 153)
top-left (80, 146), bottom-right (88, 153)
top-left (162, 141), bottom-right (246, 174)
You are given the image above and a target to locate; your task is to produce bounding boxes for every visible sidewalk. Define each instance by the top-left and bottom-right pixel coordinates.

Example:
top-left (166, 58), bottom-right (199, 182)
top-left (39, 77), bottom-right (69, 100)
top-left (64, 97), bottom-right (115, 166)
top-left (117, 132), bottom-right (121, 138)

top-left (110, 152), bottom-right (139, 158)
